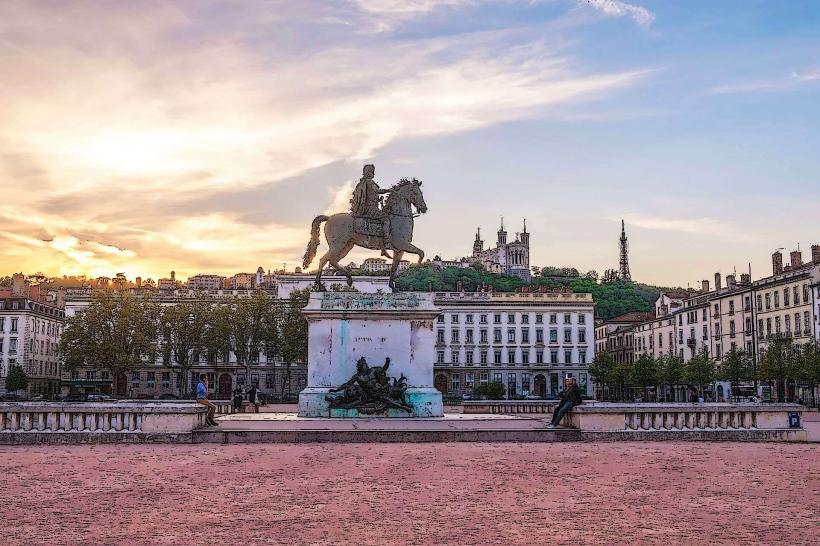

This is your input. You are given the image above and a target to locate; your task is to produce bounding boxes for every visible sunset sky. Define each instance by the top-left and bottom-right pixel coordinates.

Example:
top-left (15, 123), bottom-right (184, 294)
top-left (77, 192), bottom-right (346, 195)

top-left (1, 1), bottom-right (819, 287)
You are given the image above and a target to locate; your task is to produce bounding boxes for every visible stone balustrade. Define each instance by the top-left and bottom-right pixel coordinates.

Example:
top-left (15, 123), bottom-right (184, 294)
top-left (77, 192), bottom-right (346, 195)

top-left (463, 400), bottom-right (559, 414)
top-left (567, 403), bottom-right (803, 434)
top-left (0, 401), bottom-right (207, 438)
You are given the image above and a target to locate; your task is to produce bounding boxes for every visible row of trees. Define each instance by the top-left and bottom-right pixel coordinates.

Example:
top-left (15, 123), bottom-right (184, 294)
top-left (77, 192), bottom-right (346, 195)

top-left (59, 289), bottom-right (311, 397)
top-left (589, 337), bottom-right (820, 402)
top-left (394, 264), bottom-right (668, 320)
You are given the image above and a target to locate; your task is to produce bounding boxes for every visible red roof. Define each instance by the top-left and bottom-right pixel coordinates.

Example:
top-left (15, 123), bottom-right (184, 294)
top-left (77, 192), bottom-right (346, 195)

top-left (606, 311), bottom-right (655, 324)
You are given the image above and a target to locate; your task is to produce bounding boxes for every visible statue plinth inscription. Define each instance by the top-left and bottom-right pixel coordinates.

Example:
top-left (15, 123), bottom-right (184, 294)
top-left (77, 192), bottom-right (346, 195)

top-left (298, 292), bottom-right (443, 418)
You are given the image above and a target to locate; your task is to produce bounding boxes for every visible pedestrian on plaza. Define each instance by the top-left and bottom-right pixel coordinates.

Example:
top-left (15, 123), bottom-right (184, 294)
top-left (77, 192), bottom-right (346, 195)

top-left (232, 387), bottom-right (243, 413)
top-left (547, 377), bottom-right (582, 428)
top-left (196, 374), bottom-right (218, 426)
top-left (248, 383), bottom-right (258, 413)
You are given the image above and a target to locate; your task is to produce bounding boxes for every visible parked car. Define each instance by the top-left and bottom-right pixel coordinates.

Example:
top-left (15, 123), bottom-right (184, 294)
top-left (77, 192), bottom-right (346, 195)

top-left (86, 393), bottom-right (112, 402)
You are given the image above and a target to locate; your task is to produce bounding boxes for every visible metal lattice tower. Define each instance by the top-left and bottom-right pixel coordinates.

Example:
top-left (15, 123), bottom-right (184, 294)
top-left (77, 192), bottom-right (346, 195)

top-left (619, 219), bottom-right (631, 280)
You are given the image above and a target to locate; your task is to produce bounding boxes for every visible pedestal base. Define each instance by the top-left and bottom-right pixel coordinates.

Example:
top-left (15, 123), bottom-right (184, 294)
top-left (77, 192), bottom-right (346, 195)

top-left (298, 387), bottom-right (443, 418)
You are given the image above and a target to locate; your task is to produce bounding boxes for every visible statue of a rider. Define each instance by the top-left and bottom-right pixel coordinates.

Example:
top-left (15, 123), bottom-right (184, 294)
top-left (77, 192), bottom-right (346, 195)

top-left (350, 164), bottom-right (392, 257)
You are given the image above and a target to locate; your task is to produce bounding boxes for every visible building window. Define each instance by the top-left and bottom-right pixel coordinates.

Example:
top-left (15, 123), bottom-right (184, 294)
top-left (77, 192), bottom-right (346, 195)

top-left (550, 350), bottom-right (558, 364)
top-left (507, 349), bottom-right (515, 364)
top-left (563, 329), bottom-right (572, 343)
top-left (774, 292), bottom-right (780, 308)
top-left (579, 350), bottom-right (587, 364)
top-left (507, 313), bottom-right (515, 324)
top-left (775, 316), bottom-right (781, 334)
top-left (658, 333), bottom-right (663, 348)
top-left (521, 351), bottom-right (530, 365)
top-left (729, 320), bottom-right (736, 337)
top-left (493, 314), bottom-right (501, 324)
top-left (451, 330), bottom-right (460, 343)
top-left (437, 315), bottom-right (444, 324)
top-left (535, 314), bottom-right (543, 324)
top-left (766, 318), bottom-right (772, 337)
top-left (10, 319), bottom-right (17, 333)
top-left (507, 328), bottom-right (516, 343)
top-left (795, 313), bottom-right (801, 335)
top-left (0, 318), bottom-right (4, 332)
top-left (785, 315), bottom-right (791, 333)
top-left (784, 288), bottom-right (790, 306)
top-left (494, 350), bottom-right (502, 364)
top-left (451, 314), bottom-right (459, 324)
top-left (563, 313), bottom-right (571, 324)
top-left (437, 330), bottom-right (445, 343)
top-left (564, 350), bottom-right (572, 364)
top-left (466, 329), bottom-right (474, 343)
top-left (480, 351), bottom-right (488, 365)
top-left (804, 311), bottom-right (811, 334)
top-left (132, 371), bottom-right (140, 382)
top-left (437, 351), bottom-right (445, 364)
top-left (480, 372), bottom-right (489, 384)
top-left (466, 314), bottom-right (474, 324)
top-left (729, 300), bottom-right (735, 314)
top-left (744, 296), bottom-right (751, 311)
top-left (493, 329), bottom-right (502, 343)
top-left (521, 329), bottom-right (530, 343)
top-left (536, 351), bottom-right (544, 364)
top-left (536, 329), bottom-right (544, 343)
top-left (756, 295), bottom-right (762, 312)
top-left (493, 372), bottom-right (503, 384)
top-left (266, 373), bottom-right (275, 389)
top-left (507, 373), bottom-right (517, 397)
top-left (451, 350), bottom-right (459, 364)
top-left (451, 373), bottom-right (460, 391)
top-left (579, 330), bottom-right (586, 343)
top-left (765, 293), bottom-right (771, 310)
top-left (480, 329), bottom-right (488, 343)
top-left (794, 286), bottom-right (800, 305)
top-left (521, 314), bottom-right (529, 325)
top-left (702, 325), bottom-right (708, 340)
top-left (480, 314), bottom-right (487, 324)
top-left (550, 329), bottom-right (558, 343)
top-left (465, 372), bottom-right (474, 389)
top-left (550, 314), bottom-right (557, 324)
top-left (466, 351), bottom-right (474, 365)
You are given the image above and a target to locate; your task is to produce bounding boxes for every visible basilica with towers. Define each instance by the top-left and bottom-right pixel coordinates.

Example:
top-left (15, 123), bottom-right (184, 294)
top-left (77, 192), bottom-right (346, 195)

top-left (471, 218), bottom-right (531, 281)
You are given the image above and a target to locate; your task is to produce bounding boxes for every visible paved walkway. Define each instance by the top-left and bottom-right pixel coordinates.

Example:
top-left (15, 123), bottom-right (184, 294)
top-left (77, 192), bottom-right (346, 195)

top-left (0, 442), bottom-right (817, 545)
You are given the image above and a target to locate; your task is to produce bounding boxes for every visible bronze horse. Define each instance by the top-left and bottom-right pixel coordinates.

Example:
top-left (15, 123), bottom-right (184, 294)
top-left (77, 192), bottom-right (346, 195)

top-left (302, 178), bottom-right (427, 287)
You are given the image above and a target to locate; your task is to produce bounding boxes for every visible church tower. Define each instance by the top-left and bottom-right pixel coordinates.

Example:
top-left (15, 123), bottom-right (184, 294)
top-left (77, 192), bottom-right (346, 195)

top-left (520, 219), bottom-right (529, 247)
top-left (619, 219), bottom-right (631, 280)
top-left (473, 227), bottom-right (483, 256)
top-left (497, 217), bottom-right (507, 246)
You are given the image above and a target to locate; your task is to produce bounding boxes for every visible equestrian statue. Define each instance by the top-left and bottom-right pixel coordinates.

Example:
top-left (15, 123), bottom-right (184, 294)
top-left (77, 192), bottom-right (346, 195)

top-left (302, 164), bottom-right (427, 288)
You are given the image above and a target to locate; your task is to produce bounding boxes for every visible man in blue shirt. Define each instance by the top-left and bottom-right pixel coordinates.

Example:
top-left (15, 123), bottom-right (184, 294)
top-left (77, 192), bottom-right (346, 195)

top-left (196, 374), bottom-right (218, 427)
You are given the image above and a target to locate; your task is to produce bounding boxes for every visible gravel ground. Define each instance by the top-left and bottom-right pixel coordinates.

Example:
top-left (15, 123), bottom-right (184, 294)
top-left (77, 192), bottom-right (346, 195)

top-left (0, 442), bottom-right (817, 545)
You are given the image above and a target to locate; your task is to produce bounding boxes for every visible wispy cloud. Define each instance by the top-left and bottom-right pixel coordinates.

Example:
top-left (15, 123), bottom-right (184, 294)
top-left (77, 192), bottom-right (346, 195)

top-left (613, 215), bottom-right (752, 242)
top-left (580, 0), bottom-right (654, 28)
top-left (0, 1), bottom-right (650, 279)
top-left (711, 68), bottom-right (820, 95)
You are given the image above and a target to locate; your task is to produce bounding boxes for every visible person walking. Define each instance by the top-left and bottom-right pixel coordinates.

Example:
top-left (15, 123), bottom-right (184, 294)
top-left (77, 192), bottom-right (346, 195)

top-left (248, 383), bottom-right (258, 414)
top-left (232, 387), bottom-right (243, 413)
top-left (196, 374), bottom-right (218, 426)
top-left (546, 377), bottom-right (582, 428)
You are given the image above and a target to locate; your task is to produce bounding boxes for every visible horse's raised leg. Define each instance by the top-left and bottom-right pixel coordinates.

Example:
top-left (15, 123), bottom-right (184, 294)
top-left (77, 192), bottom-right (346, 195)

top-left (403, 243), bottom-right (425, 264)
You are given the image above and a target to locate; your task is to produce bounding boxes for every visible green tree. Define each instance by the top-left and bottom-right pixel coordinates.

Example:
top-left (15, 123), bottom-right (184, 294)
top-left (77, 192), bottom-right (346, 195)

top-left (657, 354), bottom-right (684, 401)
top-left (281, 288), bottom-right (310, 397)
top-left (588, 351), bottom-right (616, 401)
top-left (630, 353), bottom-right (658, 401)
top-left (684, 348), bottom-right (716, 397)
top-left (59, 291), bottom-right (160, 390)
top-left (757, 335), bottom-right (800, 402)
top-left (717, 348), bottom-right (754, 401)
top-left (797, 340), bottom-right (820, 405)
top-left (473, 381), bottom-right (505, 400)
top-left (160, 299), bottom-right (209, 397)
top-left (5, 364), bottom-right (29, 393)
top-left (225, 292), bottom-right (275, 386)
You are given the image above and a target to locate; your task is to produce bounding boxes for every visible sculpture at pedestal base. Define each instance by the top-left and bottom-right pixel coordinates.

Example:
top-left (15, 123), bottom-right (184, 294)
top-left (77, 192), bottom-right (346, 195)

top-left (325, 357), bottom-right (412, 415)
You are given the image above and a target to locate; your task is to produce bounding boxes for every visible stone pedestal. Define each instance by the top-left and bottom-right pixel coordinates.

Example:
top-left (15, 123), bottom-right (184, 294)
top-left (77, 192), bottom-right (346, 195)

top-left (298, 292), bottom-right (443, 417)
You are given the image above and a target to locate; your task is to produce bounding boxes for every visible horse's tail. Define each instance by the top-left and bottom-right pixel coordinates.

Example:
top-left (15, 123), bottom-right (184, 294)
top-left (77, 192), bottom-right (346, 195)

top-left (303, 215), bottom-right (328, 269)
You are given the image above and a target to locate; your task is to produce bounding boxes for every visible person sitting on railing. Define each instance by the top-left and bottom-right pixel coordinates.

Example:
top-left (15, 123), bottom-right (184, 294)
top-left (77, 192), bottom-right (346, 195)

top-left (196, 374), bottom-right (218, 427)
top-left (546, 377), bottom-right (582, 428)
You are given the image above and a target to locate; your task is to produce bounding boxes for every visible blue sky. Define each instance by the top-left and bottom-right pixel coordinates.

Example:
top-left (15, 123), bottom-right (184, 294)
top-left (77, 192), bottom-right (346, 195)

top-left (0, 0), bottom-right (818, 286)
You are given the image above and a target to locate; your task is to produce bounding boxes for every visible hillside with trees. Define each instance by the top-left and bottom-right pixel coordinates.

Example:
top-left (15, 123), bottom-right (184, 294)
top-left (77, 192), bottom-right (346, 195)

top-left (394, 264), bottom-right (679, 321)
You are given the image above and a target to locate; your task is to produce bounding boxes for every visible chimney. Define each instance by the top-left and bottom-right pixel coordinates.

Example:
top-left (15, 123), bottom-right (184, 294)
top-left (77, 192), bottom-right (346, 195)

top-left (11, 273), bottom-right (27, 297)
top-left (136, 276), bottom-right (142, 288)
top-left (813, 244), bottom-right (820, 264)
top-left (772, 251), bottom-right (783, 275)
top-left (790, 249), bottom-right (803, 269)
top-left (714, 272), bottom-right (722, 291)
top-left (702, 279), bottom-right (710, 292)
top-left (740, 273), bottom-right (751, 285)
top-left (727, 274), bottom-right (736, 287)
